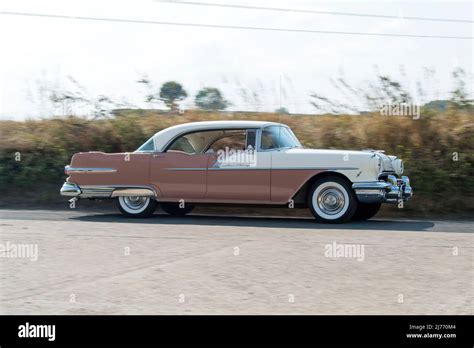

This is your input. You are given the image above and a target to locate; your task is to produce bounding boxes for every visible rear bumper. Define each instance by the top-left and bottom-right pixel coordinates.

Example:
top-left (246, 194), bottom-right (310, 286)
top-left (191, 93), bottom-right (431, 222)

top-left (60, 182), bottom-right (82, 197)
top-left (352, 175), bottom-right (413, 204)
top-left (60, 182), bottom-right (155, 198)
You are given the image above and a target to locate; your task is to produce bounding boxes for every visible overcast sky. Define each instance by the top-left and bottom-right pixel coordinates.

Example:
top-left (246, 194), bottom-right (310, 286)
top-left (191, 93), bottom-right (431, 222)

top-left (0, 0), bottom-right (472, 119)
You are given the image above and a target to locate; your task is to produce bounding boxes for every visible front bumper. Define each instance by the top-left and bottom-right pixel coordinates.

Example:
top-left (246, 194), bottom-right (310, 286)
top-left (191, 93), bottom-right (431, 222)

top-left (352, 175), bottom-right (413, 204)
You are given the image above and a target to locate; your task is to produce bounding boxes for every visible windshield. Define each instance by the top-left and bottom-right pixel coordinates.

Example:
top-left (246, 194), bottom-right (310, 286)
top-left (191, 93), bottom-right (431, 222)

top-left (260, 126), bottom-right (302, 150)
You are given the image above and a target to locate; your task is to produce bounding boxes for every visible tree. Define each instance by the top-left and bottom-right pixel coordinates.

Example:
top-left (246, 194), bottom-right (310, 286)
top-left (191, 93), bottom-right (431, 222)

top-left (159, 81), bottom-right (187, 111)
top-left (275, 107), bottom-right (289, 114)
top-left (450, 67), bottom-right (473, 110)
top-left (195, 87), bottom-right (230, 111)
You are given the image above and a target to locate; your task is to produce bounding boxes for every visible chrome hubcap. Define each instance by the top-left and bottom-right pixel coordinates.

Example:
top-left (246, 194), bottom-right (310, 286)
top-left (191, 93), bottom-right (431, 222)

top-left (317, 188), bottom-right (345, 215)
top-left (123, 196), bottom-right (148, 210)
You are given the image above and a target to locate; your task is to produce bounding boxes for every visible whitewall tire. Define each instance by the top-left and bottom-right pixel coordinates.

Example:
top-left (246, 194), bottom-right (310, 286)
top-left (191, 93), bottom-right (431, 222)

top-left (308, 176), bottom-right (357, 223)
top-left (117, 196), bottom-right (158, 218)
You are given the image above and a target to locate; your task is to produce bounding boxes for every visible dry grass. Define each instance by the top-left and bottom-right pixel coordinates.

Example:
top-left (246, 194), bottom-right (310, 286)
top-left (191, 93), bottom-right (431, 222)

top-left (1, 108), bottom-right (472, 216)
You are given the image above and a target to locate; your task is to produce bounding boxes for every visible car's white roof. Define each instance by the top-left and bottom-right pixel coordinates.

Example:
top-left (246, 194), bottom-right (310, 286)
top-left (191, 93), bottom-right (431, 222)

top-left (153, 120), bottom-right (286, 151)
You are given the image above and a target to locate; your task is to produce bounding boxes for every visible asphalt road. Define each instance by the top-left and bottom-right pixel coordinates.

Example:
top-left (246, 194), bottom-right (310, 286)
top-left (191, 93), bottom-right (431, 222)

top-left (0, 209), bottom-right (472, 315)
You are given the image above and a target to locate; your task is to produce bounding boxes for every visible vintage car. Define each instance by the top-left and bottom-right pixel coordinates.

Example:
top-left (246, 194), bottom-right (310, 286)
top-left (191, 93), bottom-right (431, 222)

top-left (60, 120), bottom-right (412, 223)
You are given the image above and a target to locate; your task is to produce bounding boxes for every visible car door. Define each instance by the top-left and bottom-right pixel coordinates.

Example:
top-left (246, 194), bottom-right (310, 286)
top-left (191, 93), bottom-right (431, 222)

top-left (262, 125), bottom-right (311, 203)
top-left (149, 131), bottom-right (210, 199)
top-left (206, 128), bottom-right (271, 202)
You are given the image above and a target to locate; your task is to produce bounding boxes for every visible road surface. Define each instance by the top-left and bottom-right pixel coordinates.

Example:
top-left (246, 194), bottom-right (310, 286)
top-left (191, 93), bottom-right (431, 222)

top-left (0, 209), bottom-right (472, 314)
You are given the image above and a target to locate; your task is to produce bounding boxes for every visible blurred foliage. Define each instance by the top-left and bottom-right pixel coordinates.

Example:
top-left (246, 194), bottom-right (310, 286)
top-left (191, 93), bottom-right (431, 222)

top-left (310, 67), bottom-right (473, 114)
top-left (0, 108), bottom-right (472, 215)
top-left (159, 81), bottom-right (187, 111)
top-left (136, 79), bottom-right (188, 111)
top-left (195, 87), bottom-right (230, 111)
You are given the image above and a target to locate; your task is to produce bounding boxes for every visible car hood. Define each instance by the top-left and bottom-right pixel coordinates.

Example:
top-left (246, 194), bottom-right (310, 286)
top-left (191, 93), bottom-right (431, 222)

top-left (284, 148), bottom-right (401, 174)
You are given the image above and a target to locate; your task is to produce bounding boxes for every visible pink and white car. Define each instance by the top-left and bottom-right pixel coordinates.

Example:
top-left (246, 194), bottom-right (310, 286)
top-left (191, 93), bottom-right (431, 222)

top-left (60, 121), bottom-right (412, 223)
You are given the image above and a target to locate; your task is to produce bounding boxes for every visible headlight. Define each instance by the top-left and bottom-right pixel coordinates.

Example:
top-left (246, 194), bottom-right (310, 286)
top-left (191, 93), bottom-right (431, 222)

top-left (375, 156), bottom-right (382, 172)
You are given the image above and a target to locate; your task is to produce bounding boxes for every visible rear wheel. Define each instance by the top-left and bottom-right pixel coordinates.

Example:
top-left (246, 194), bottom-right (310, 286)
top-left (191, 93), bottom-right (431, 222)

top-left (117, 196), bottom-right (158, 218)
top-left (352, 202), bottom-right (381, 221)
top-left (161, 202), bottom-right (194, 216)
top-left (308, 176), bottom-right (357, 223)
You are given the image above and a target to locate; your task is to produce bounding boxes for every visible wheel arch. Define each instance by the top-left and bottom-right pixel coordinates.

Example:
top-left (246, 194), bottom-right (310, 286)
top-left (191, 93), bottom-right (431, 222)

top-left (291, 171), bottom-right (353, 205)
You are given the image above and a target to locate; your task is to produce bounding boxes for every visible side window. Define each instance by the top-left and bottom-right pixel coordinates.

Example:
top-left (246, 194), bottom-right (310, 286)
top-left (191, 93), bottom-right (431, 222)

top-left (208, 131), bottom-right (246, 153)
top-left (246, 129), bottom-right (256, 150)
top-left (260, 126), bottom-right (301, 150)
top-left (166, 130), bottom-right (230, 155)
top-left (136, 137), bottom-right (155, 152)
top-left (261, 127), bottom-right (279, 150)
top-left (166, 129), bottom-right (263, 155)
top-left (167, 136), bottom-right (196, 154)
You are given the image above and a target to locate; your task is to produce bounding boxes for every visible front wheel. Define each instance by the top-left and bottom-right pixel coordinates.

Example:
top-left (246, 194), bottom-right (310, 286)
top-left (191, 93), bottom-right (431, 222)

top-left (117, 196), bottom-right (158, 218)
top-left (308, 176), bottom-right (358, 223)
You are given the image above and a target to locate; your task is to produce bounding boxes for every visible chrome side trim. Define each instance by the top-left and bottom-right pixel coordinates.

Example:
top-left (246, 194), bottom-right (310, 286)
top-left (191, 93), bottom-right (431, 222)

top-left (211, 167), bottom-right (359, 171)
top-left (163, 168), bottom-right (207, 171)
top-left (111, 188), bottom-right (155, 197)
top-left (65, 165), bottom-right (117, 173)
top-left (163, 167), bottom-right (359, 171)
top-left (352, 182), bottom-right (391, 190)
